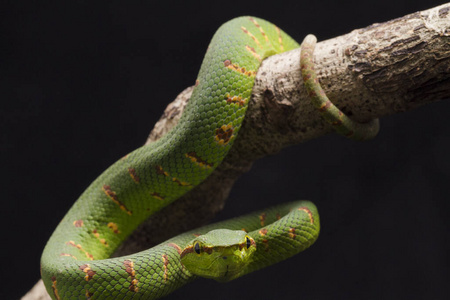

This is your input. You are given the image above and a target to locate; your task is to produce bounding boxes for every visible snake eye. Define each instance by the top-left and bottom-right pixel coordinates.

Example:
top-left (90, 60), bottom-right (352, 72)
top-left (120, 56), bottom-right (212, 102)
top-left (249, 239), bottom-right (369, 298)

top-left (246, 236), bottom-right (251, 249)
top-left (194, 242), bottom-right (201, 254)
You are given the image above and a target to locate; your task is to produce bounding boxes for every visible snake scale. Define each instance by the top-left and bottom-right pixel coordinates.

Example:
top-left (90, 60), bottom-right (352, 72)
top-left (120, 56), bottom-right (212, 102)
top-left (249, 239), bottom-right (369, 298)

top-left (41, 17), bottom-right (378, 299)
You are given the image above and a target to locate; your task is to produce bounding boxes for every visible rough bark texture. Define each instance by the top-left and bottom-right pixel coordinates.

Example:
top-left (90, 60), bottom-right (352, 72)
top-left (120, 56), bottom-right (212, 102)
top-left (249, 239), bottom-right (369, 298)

top-left (25, 3), bottom-right (450, 299)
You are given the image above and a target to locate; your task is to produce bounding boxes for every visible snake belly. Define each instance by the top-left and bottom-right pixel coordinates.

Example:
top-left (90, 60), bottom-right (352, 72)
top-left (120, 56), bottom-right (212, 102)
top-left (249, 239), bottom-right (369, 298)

top-left (41, 17), bottom-right (306, 299)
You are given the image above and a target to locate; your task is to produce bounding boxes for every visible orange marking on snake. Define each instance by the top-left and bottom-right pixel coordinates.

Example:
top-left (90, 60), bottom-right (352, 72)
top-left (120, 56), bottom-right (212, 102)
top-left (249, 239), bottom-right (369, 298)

top-left (332, 111), bottom-right (344, 126)
top-left (288, 228), bottom-right (296, 239)
top-left (128, 168), bottom-right (140, 183)
top-left (172, 177), bottom-right (191, 186)
top-left (66, 241), bottom-right (94, 260)
top-left (307, 89), bottom-right (317, 98)
top-left (185, 152), bottom-right (214, 168)
top-left (162, 254), bottom-right (169, 282)
top-left (155, 165), bottom-right (169, 176)
top-left (298, 206), bottom-right (315, 224)
top-left (124, 260), bottom-right (139, 292)
top-left (245, 45), bottom-right (261, 61)
top-left (102, 185), bottom-right (132, 215)
top-left (51, 276), bottom-right (61, 300)
top-left (259, 212), bottom-right (267, 226)
top-left (240, 26), bottom-right (263, 49)
top-left (319, 100), bottom-right (332, 112)
top-left (180, 245), bottom-right (194, 259)
top-left (275, 26), bottom-right (284, 51)
top-left (155, 166), bottom-right (190, 186)
top-left (276, 213), bottom-right (281, 220)
top-left (259, 228), bottom-right (268, 236)
top-left (302, 71), bottom-right (313, 82)
top-left (195, 79), bottom-right (200, 86)
top-left (262, 239), bottom-right (269, 251)
top-left (121, 154), bottom-right (129, 161)
top-left (215, 124), bottom-right (234, 145)
top-left (60, 253), bottom-right (77, 260)
top-left (226, 93), bottom-right (247, 107)
top-left (73, 220), bottom-right (83, 227)
top-left (92, 229), bottom-right (108, 247)
top-left (79, 264), bottom-right (96, 281)
top-left (107, 222), bottom-right (120, 234)
top-left (168, 243), bottom-right (182, 255)
top-left (85, 290), bottom-right (94, 300)
top-left (249, 17), bottom-right (269, 42)
top-left (150, 192), bottom-right (165, 201)
top-left (223, 59), bottom-right (257, 77)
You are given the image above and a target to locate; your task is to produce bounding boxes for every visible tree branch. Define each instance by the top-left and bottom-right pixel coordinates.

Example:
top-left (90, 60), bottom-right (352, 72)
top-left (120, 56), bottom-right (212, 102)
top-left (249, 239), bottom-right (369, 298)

top-left (25, 2), bottom-right (450, 299)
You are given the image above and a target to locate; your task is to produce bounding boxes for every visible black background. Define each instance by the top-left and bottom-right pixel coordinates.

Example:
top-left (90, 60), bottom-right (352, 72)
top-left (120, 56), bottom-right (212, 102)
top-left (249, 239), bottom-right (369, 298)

top-left (2, 1), bottom-right (449, 299)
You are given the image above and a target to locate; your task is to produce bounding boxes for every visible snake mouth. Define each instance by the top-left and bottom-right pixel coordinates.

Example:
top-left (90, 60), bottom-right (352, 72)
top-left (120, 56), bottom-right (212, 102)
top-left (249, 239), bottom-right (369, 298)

top-left (190, 252), bottom-right (247, 282)
top-left (216, 264), bottom-right (240, 282)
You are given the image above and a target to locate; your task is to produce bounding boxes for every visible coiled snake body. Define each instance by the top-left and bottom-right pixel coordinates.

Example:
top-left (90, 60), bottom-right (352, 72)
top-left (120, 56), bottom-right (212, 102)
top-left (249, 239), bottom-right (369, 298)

top-left (41, 17), bottom-right (378, 299)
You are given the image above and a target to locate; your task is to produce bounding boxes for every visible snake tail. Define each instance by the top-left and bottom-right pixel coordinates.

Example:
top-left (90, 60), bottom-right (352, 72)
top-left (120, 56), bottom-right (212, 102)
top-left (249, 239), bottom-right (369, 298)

top-left (300, 34), bottom-right (380, 141)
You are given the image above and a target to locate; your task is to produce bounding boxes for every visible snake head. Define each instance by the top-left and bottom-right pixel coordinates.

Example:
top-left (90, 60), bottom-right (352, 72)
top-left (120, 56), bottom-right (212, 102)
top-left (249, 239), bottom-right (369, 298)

top-left (180, 229), bottom-right (256, 282)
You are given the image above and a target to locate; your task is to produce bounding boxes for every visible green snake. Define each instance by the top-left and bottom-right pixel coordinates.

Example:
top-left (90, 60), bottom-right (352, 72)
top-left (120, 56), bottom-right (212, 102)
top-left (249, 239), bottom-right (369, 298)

top-left (41, 17), bottom-right (379, 299)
